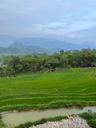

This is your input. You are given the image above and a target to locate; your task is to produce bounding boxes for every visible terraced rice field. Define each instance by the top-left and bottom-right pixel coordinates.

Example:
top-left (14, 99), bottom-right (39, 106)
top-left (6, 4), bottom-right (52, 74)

top-left (0, 68), bottom-right (96, 111)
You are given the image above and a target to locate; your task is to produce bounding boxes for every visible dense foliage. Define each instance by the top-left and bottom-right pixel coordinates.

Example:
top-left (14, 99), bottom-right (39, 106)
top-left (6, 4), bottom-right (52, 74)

top-left (1, 48), bottom-right (96, 76)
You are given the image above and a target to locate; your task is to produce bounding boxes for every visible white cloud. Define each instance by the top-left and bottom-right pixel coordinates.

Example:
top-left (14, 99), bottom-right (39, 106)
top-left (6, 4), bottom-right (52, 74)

top-left (24, 17), bottom-right (96, 38)
top-left (0, 0), bottom-right (96, 38)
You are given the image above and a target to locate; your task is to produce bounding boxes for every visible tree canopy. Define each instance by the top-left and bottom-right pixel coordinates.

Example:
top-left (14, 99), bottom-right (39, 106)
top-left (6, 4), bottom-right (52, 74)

top-left (0, 48), bottom-right (96, 77)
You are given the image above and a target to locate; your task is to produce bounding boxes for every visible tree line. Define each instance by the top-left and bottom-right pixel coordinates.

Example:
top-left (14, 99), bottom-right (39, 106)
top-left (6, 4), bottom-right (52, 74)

top-left (0, 48), bottom-right (96, 77)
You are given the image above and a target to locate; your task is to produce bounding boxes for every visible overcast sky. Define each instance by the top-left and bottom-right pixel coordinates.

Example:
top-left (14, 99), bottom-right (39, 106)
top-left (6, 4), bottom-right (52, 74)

top-left (0, 0), bottom-right (96, 38)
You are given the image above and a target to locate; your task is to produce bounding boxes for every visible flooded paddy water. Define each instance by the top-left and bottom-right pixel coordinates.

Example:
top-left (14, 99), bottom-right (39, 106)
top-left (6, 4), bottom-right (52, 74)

top-left (1, 106), bottom-right (96, 127)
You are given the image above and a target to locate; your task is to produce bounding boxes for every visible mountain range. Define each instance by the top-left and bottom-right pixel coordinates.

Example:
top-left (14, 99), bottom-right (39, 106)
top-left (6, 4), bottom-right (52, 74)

top-left (0, 42), bottom-right (49, 55)
top-left (0, 35), bottom-right (95, 55)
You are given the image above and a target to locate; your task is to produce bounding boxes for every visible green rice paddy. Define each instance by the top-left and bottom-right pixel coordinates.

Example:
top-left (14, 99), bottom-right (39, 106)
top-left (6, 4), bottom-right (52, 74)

top-left (0, 68), bottom-right (96, 111)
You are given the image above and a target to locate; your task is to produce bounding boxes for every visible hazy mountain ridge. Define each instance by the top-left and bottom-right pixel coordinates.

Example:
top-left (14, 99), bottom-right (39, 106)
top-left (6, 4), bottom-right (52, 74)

top-left (15, 37), bottom-right (93, 50)
top-left (0, 42), bottom-right (49, 55)
top-left (0, 36), bottom-right (95, 55)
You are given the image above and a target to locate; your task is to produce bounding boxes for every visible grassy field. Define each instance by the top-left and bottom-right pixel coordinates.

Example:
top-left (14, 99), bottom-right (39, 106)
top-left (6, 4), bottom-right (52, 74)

top-left (0, 68), bottom-right (96, 111)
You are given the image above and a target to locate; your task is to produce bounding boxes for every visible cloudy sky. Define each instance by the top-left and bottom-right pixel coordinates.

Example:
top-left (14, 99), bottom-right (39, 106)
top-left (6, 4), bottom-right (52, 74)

top-left (0, 0), bottom-right (96, 38)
